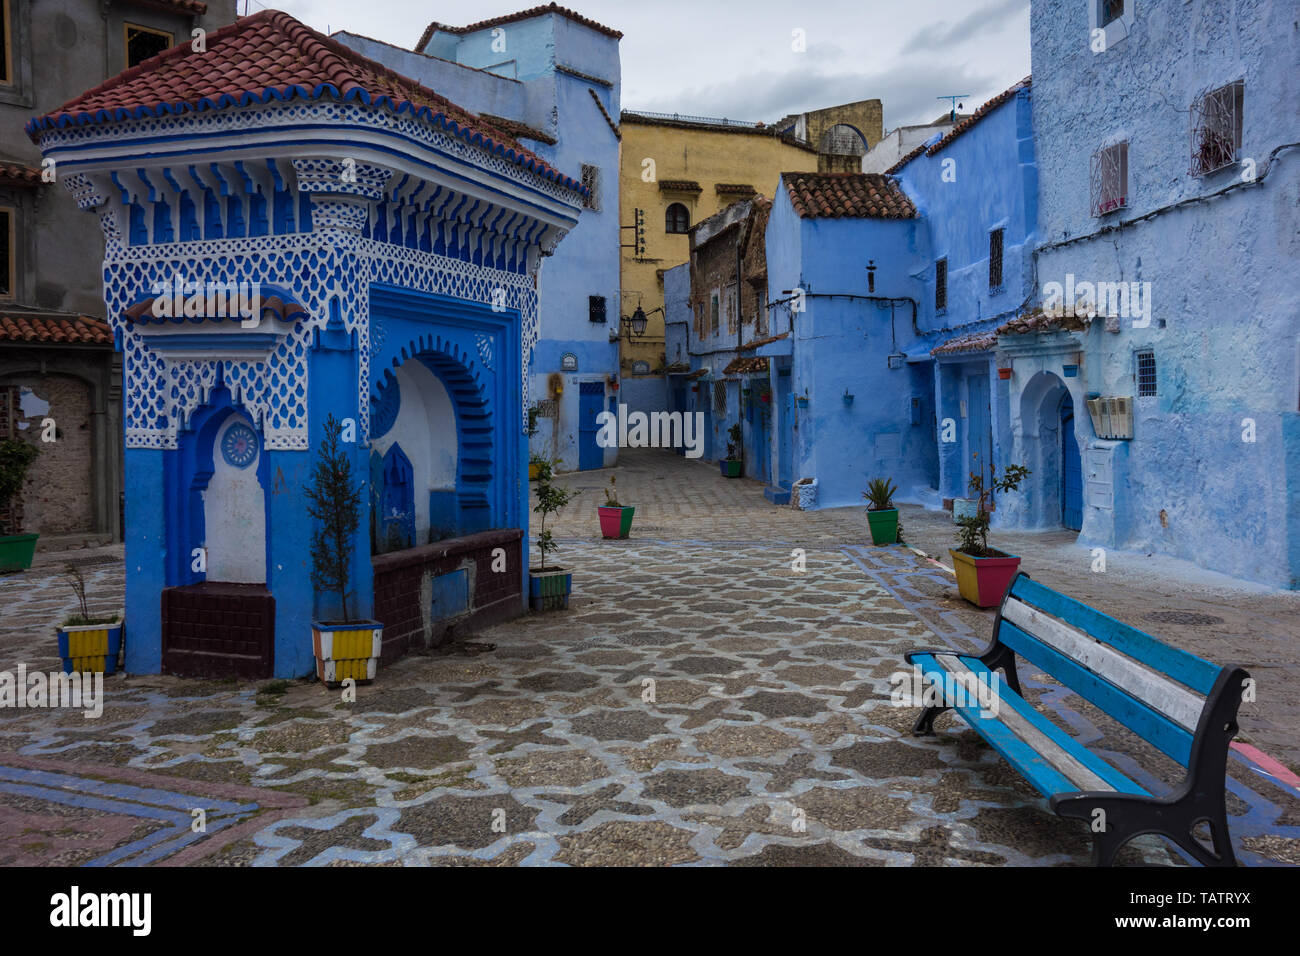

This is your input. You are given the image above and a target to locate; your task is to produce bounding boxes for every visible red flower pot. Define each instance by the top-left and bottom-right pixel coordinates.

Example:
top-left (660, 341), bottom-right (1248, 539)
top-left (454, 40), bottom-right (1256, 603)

top-left (598, 505), bottom-right (635, 539)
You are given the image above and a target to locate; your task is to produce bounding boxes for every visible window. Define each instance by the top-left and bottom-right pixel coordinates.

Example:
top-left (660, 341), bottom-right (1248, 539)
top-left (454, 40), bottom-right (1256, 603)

top-left (0, 207), bottom-right (12, 298)
top-left (1099, 0), bottom-right (1124, 27)
top-left (665, 202), bottom-right (690, 234)
top-left (588, 294), bottom-right (606, 323)
top-left (710, 293), bottom-right (719, 334)
top-left (935, 257), bottom-right (948, 313)
top-left (580, 164), bottom-right (600, 211)
top-left (713, 380), bottom-right (727, 416)
top-left (1, 0), bottom-right (12, 85)
top-left (1136, 349), bottom-right (1157, 397)
top-left (125, 24), bottom-right (172, 69)
top-left (1191, 81), bottom-right (1244, 176)
top-left (988, 230), bottom-right (1004, 292)
top-left (1090, 142), bottom-right (1128, 216)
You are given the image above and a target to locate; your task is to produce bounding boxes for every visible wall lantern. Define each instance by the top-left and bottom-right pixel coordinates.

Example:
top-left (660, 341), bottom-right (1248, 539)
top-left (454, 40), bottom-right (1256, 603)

top-left (866, 260), bottom-right (877, 294)
top-left (621, 305), bottom-right (663, 337)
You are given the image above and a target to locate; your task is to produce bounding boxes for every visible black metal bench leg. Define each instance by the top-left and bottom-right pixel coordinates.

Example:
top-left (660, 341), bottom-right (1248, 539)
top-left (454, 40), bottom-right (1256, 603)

top-left (912, 705), bottom-right (949, 736)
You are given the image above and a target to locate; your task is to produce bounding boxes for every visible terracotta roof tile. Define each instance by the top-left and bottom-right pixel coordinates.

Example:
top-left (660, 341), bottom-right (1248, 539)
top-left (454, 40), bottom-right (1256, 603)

top-left (722, 356), bottom-right (769, 375)
top-left (587, 88), bottom-right (620, 140)
top-left (27, 10), bottom-right (583, 195)
top-left (716, 183), bottom-right (756, 195)
top-left (995, 309), bottom-right (1090, 336)
top-left (926, 77), bottom-right (1030, 157)
top-left (0, 163), bottom-right (43, 188)
top-left (782, 172), bottom-right (916, 220)
top-left (0, 311), bottom-right (113, 345)
top-left (931, 329), bottom-right (997, 355)
top-left (418, 4), bottom-right (623, 48)
top-left (738, 331), bottom-right (789, 352)
top-left (659, 179), bottom-right (702, 193)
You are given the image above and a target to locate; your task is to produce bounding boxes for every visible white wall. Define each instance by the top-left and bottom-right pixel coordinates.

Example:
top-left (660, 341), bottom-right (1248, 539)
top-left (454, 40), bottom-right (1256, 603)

top-left (204, 415), bottom-right (266, 583)
top-left (370, 361), bottom-right (457, 540)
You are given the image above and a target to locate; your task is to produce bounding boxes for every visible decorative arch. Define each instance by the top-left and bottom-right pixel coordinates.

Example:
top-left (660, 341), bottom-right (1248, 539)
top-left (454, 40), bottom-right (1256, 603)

top-left (1017, 370), bottom-right (1078, 531)
top-left (819, 123), bottom-right (869, 157)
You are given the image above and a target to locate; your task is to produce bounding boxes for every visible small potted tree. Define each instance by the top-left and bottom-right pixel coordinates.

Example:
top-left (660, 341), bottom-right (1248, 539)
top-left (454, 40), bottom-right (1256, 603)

top-left (305, 413), bottom-right (383, 687)
top-left (530, 457), bottom-right (576, 610)
top-left (862, 478), bottom-right (899, 546)
top-left (527, 404), bottom-right (544, 480)
top-left (720, 422), bottom-right (743, 478)
top-left (597, 474), bottom-right (634, 539)
top-left (0, 436), bottom-right (40, 572)
top-left (950, 462), bottom-right (1031, 607)
top-left (56, 563), bottom-right (123, 674)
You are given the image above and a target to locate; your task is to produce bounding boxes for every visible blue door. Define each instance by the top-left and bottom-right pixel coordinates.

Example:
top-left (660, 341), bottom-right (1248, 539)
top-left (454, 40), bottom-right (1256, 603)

top-left (966, 373), bottom-right (992, 494)
top-left (776, 369), bottom-right (792, 486)
top-left (1061, 393), bottom-right (1083, 531)
top-left (578, 381), bottom-right (604, 471)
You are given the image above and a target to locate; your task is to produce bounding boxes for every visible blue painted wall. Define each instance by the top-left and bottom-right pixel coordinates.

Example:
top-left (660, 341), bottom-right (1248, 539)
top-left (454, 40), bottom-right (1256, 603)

top-left (1028, 0), bottom-right (1299, 587)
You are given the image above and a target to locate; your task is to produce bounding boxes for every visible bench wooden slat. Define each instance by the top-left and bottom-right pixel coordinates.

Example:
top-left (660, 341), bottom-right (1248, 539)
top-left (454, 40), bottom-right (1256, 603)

top-left (998, 621), bottom-right (1197, 766)
top-left (1002, 598), bottom-right (1206, 731)
top-left (913, 652), bottom-right (1147, 798)
top-left (1010, 576), bottom-right (1221, 696)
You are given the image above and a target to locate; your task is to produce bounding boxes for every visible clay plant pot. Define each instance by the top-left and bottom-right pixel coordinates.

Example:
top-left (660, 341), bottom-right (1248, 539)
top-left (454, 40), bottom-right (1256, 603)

top-left (0, 532), bottom-right (39, 572)
top-left (529, 567), bottom-right (572, 611)
top-left (598, 505), bottom-right (635, 539)
top-left (312, 620), bottom-right (384, 687)
top-left (57, 618), bottom-right (124, 675)
top-left (528, 462), bottom-right (541, 481)
top-left (949, 548), bottom-right (1021, 608)
top-left (866, 508), bottom-right (899, 546)
top-left (720, 459), bottom-right (742, 478)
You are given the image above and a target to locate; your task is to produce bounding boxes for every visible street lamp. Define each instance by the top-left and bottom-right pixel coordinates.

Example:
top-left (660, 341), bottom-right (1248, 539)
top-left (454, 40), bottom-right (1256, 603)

top-left (621, 305), bottom-right (662, 337)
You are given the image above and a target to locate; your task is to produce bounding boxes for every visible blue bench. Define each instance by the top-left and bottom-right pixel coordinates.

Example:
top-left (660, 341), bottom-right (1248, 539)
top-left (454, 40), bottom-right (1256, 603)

top-left (905, 572), bottom-right (1249, 866)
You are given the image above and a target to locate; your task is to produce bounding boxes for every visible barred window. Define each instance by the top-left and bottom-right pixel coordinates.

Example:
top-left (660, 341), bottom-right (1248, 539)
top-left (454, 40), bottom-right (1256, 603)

top-left (580, 164), bottom-right (600, 211)
top-left (935, 257), bottom-right (947, 313)
top-left (1136, 349), bottom-right (1157, 397)
top-left (125, 23), bottom-right (172, 69)
top-left (713, 380), bottom-right (727, 416)
top-left (1090, 142), bottom-right (1128, 217)
top-left (1191, 81), bottom-right (1243, 176)
top-left (988, 230), bottom-right (1004, 292)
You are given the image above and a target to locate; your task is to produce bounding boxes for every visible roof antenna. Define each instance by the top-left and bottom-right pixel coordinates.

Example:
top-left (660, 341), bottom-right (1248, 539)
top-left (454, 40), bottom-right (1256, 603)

top-left (937, 94), bottom-right (969, 123)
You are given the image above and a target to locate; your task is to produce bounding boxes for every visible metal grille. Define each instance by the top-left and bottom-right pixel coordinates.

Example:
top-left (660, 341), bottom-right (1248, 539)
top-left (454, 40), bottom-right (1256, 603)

top-left (665, 203), bottom-right (689, 234)
top-left (1190, 81), bottom-right (1243, 176)
top-left (713, 380), bottom-right (727, 415)
top-left (1136, 350), bottom-right (1157, 397)
top-left (935, 258), bottom-right (947, 313)
top-left (988, 231), bottom-right (1004, 291)
top-left (1090, 143), bottom-right (1128, 217)
top-left (580, 164), bottom-right (600, 211)
top-left (534, 399), bottom-right (558, 418)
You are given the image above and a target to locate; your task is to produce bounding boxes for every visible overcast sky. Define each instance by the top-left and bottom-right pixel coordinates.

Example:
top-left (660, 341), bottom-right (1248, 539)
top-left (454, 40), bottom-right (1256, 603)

top-left (257, 0), bottom-right (1031, 130)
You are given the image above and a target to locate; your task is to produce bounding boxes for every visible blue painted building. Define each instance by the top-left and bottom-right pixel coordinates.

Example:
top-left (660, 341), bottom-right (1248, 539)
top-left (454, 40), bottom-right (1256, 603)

top-left (763, 172), bottom-right (939, 510)
top-left (886, 78), bottom-right (1037, 513)
top-left (30, 11), bottom-right (586, 676)
top-left (337, 5), bottom-right (623, 473)
top-left (1022, 0), bottom-right (1299, 588)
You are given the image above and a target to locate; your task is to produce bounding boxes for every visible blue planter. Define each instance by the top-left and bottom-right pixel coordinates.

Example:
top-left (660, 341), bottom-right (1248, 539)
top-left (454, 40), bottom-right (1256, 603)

top-left (529, 568), bottom-right (572, 611)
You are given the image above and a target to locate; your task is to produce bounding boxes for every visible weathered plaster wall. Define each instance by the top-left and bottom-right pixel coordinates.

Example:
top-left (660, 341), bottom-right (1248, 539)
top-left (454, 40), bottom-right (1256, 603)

top-left (1029, 0), bottom-right (1300, 587)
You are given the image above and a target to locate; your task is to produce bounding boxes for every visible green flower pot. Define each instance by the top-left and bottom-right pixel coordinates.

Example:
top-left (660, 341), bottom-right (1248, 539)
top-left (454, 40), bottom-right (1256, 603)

top-left (866, 508), bottom-right (899, 545)
top-left (720, 460), bottom-right (742, 478)
top-left (0, 533), bottom-right (38, 572)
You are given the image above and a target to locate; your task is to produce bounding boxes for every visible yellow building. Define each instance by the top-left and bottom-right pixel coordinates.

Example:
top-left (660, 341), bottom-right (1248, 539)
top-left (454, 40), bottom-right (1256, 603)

top-left (617, 104), bottom-right (882, 378)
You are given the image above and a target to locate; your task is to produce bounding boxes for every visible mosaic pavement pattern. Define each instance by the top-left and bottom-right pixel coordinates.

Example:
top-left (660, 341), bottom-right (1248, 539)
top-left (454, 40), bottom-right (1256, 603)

top-left (2, 531), bottom-right (1298, 866)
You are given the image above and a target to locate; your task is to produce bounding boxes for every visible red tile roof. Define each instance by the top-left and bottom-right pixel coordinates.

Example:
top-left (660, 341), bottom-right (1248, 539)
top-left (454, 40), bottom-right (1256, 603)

top-left (722, 356), bottom-right (769, 375)
top-left (0, 163), bottom-right (43, 188)
top-left (417, 3), bottom-right (623, 50)
top-left (738, 331), bottom-right (789, 352)
top-left (27, 10), bottom-right (584, 195)
top-left (995, 309), bottom-right (1090, 336)
top-left (782, 172), bottom-right (917, 220)
top-left (125, 0), bottom-right (208, 15)
top-left (886, 77), bottom-right (1030, 177)
top-left (0, 311), bottom-right (113, 346)
top-left (659, 180), bottom-right (702, 193)
top-left (931, 329), bottom-right (997, 356)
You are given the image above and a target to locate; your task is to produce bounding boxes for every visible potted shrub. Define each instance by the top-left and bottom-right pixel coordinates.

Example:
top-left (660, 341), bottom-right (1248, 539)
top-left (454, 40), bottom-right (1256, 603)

top-left (0, 436), bottom-right (40, 572)
top-left (304, 413), bottom-right (383, 687)
top-left (720, 423), bottom-right (743, 478)
top-left (949, 462), bottom-right (1031, 607)
top-left (56, 563), bottom-right (123, 674)
top-left (529, 452), bottom-right (545, 482)
top-left (597, 474), bottom-right (634, 539)
top-left (862, 477), bottom-right (900, 546)
top-left (530, 457), bottom-right (576, 611)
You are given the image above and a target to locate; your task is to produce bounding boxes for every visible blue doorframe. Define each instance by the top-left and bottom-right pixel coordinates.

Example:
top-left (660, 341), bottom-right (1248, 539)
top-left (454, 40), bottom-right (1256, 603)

top-left (1061, 392), bottom-right (1083, 531)
top-left (578, 381), bottom-right (604, 471)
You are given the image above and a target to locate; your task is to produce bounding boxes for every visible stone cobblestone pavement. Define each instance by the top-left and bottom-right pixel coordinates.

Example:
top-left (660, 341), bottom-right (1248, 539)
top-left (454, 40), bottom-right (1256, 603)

top-left (0, 448), bottom-right (1296, 866)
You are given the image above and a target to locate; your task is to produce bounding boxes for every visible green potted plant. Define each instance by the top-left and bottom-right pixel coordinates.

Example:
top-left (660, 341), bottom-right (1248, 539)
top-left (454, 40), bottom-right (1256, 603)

top-left (950, 462), bottom-right (1031, 607)
top-left (304, 413), bottom-right (383, 687)
top-left (597, 474), bottom-right (634, 539)
top-left (720, 422), bottom-right (743, 478)
top-left (0, 436), bottom-right (40, 572)
top-left (56, 563), bottom-right (123, 674)
top-left (862, 477), bottom-right (900, 546)
top-left (530, 457), bottom-right (576, 610)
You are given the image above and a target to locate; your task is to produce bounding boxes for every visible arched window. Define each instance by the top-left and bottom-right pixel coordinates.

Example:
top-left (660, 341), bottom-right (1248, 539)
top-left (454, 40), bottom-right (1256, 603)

top-left (665, 203), bottom-right (690, 234)
top-left (819, 124), bottom-right (868, 157)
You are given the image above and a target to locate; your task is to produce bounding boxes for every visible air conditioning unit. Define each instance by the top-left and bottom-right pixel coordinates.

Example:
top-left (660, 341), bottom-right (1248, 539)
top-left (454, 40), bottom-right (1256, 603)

top-left (1086, 396), bottom-right (1133, 440)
